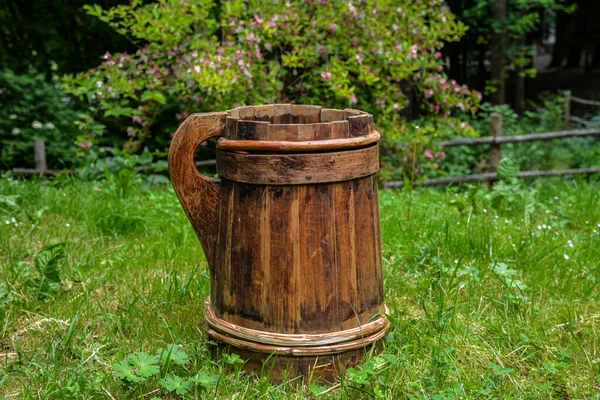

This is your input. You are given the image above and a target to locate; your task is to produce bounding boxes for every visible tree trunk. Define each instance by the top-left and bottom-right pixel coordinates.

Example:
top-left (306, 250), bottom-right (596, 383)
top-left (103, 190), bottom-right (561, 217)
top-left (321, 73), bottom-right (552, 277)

top-left (490, 0), bottom-right (507, 105)
top-left (549, 10), bottom-right (568, 68)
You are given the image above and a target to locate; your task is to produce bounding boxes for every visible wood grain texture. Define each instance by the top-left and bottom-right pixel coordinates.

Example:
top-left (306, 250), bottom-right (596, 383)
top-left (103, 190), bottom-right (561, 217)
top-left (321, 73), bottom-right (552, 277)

top-left (210, 175), bottom-right (384, 334)
top-left (205, 299), bottom-right (388, 347)
top-left (168, 112), bottom-right (228, 268)
top-left (216, 130), bottom-right (378, 152)
top-left (170, 105), bottom-right (386, 382)
top-left (216, 144), bottom-right (379, 185)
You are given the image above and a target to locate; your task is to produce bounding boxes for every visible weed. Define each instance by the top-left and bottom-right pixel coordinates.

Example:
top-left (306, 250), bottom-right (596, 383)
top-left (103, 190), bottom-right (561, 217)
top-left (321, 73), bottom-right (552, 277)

top-left (0, 176), bottom-right (599, 398)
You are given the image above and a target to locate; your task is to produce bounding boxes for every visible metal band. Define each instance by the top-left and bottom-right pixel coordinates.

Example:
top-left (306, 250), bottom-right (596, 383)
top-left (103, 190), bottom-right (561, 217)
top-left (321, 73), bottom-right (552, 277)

top-left (216, 144), bottom-right (379, 185)
top-left (205, 298), bottom-right (390, 356)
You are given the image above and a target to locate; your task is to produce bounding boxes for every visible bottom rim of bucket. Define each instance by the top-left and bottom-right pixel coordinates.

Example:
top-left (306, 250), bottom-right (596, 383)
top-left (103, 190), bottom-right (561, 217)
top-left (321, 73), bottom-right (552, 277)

top-left (204, 298), bottom-right (389, 356)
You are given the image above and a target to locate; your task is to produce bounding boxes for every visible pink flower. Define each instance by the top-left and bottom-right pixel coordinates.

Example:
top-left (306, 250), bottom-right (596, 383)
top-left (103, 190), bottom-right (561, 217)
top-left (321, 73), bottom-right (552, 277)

top-left (246, 33), bottom-right (255, 41)
top-left (408, 44), bottom-right (418, 59)
top-left (102, 51), bottom-right (111, 60)
top-left (437, 151), bottom-right (445, 160)
top-left (350, 94), bottom-right (357, 104)
top-left (393, 103), bottom-right (401, 110)
top-left (321, 71), bottom-right (332, 81)
top-left (434, 51), bottom-right (442, 59)
top-left (327, 23), bottom-right (338, 34)
top-left (176, 112), bottom-right (190, 121)
top-left (424, 89), bottom-right (433, 98)
top-left (79, 141), bottom-right (92, 150)
top-left (424, 149), bottom-right (434, 160)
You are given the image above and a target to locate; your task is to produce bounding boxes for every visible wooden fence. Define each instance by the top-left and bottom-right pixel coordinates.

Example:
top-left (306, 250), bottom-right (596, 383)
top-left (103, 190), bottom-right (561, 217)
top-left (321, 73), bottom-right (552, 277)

top-left (10, 93), bottom-right (600, 186)
top-left (385, 92), bottom-right (600, 188)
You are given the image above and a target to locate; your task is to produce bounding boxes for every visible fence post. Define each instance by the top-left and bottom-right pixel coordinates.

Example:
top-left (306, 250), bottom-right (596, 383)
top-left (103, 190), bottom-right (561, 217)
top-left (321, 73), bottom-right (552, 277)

top-left (564, 90), bottom-right (571, 130)
top-left (34, 140), bottom-right (47, 174)
top-left (488, 113), bottom-right (503, 173)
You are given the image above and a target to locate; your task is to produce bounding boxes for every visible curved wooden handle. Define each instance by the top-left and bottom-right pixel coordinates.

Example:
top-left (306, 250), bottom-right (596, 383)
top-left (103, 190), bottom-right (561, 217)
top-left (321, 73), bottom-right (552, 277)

top-left (169, 112), bottom-right (228, 269)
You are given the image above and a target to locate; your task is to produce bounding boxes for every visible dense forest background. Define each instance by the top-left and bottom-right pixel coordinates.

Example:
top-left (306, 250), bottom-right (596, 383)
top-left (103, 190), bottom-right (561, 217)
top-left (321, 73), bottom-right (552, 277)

top-left (1, 0), bottom-right (600, 171)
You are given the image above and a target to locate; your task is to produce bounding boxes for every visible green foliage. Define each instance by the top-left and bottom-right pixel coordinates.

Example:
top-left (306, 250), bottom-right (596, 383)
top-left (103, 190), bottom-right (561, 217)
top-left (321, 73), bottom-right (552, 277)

top-left (0, 282), bottom-right (13, 310)
top-left (0, 69), bottom-right (80, 169)
top-left (110, 344), bottom-right (219, 397)
top-left (63, 0), bottom-right (480, 154)
top-left (157, 344), bottom-right (190, 367)
top-left (442, 94), bottom-right (600, 178)
top-left (1, 176), bottom-right (600, 397)
top-left (26, 243), bottom-right (65, 299)
top-left (486, 157), bottom-right (537, 224)
top-left (189, 371), bottom-right (220, 388)
top-left (159, 375), bottom-right (192, 395)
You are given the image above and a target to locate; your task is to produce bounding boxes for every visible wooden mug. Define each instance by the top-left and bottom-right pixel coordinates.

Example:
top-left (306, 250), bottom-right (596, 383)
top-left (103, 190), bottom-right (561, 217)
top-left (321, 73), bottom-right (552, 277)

top-left (169, 105), bottom-right (388, 382)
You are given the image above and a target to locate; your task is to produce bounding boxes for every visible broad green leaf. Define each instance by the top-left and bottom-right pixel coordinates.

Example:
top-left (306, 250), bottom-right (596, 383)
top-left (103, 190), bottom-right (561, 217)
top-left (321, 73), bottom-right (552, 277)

top-left (157, 344), bottom-right (189, 366)
top-left (27, 243), bottom-right (65, 299)
top-left (159, 375), bottom-right (191, 395)
top-left (141, 90), bottom-right (166, 105)
top-left (128, 352), bottom-right (160, 378)
top-left (113, 359), bottom-right (144, 383)
top-left (190, 371), bottom-right (219, 388)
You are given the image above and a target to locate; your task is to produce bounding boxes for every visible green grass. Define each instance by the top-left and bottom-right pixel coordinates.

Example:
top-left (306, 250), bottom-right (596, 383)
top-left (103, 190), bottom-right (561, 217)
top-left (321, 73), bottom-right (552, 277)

top-left (1, 173), bottom-right (599, 399)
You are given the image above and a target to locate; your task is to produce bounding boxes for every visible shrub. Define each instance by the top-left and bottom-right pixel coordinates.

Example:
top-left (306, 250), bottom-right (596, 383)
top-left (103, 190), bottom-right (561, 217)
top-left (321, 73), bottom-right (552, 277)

top-left (63, 0), bottom-right (481, 161)
top-left (0, 69), bottom-right (81, 170)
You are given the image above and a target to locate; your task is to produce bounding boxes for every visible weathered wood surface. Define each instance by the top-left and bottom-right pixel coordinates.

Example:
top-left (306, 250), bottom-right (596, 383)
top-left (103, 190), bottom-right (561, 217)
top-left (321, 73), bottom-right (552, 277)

top-left (207, 325), bottom-right (387, 356)
top-left (436, 128), bottom-right (600, 147)
top-left (34, 140), bottom-right (47, 172)
top-left (222, 104), bottom-right (373, 141)
top-left (384, 167), bottom-right (600, 188)
top-left (169, 106), bottom-right (387, 382)
top-left (216, 144), bottom-right (379, 185)
top-left (210, 175), bottom-right (384, 335)
top-left (168, 112), bottom-right (228, 267)
top-left (216, 132), bottom-right (379, 152)
top-left (564, 90), bottom-right (571, 130)
top-left (205, 299), bottom-right (388, 347)
top-left (488, 113), bottom-right (503, 173)
top-left (570, 95), bottom-right (600, 107)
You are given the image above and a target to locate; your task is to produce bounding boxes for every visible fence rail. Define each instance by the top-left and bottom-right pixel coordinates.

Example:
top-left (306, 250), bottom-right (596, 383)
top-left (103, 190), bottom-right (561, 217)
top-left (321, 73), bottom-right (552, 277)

top-left (384, 167), bottom-right (600, 188)
top-left (386, 93), bottom-right (600, 188)
top-left (435, 128), bottom-right (600, 147)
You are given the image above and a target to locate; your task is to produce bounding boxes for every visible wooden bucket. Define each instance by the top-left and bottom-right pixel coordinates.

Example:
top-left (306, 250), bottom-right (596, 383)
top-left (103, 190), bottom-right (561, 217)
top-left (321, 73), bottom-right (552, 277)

top-left (169, 105), bottom-right (388, 382)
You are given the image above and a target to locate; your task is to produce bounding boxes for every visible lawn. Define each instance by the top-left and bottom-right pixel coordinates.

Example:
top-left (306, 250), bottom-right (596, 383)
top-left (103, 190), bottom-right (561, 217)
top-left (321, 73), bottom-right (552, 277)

top-left (1, 173), bottom-right (599, 399)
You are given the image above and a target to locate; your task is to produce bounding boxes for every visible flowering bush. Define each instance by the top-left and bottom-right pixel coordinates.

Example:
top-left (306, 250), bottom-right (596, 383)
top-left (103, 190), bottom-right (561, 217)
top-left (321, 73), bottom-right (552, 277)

top-left (63, 0), bottom-right (481, 177)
